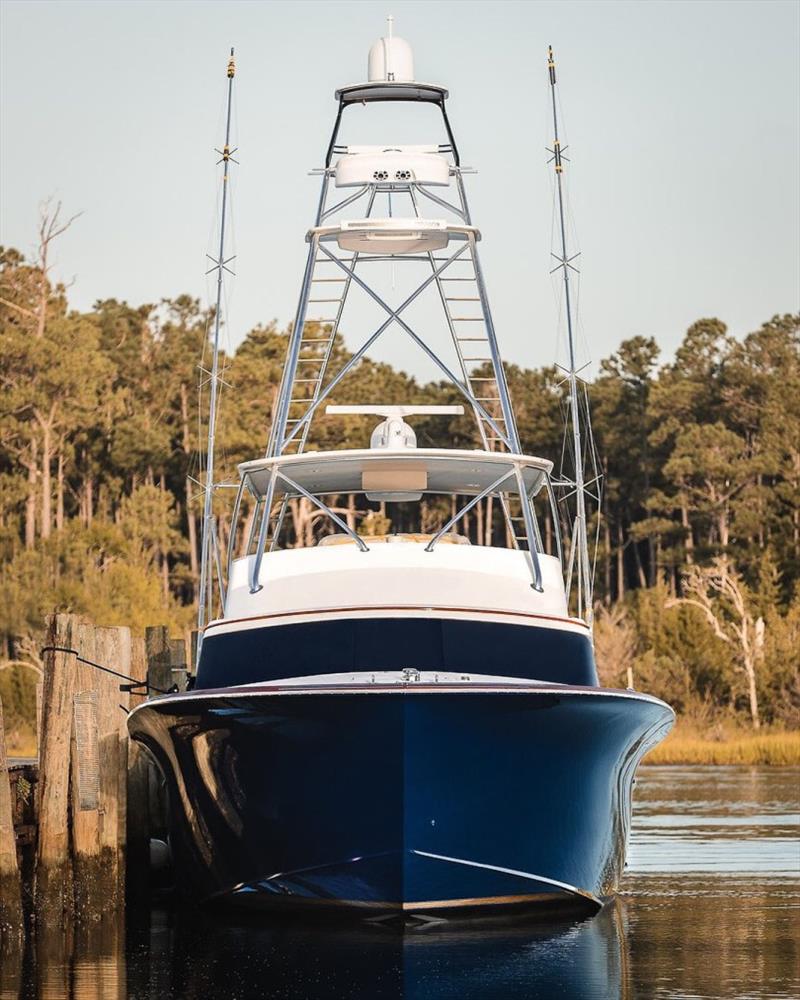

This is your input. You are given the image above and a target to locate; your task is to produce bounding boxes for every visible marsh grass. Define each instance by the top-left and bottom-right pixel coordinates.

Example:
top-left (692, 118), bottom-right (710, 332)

top-left (646, 727), bottom-right (800, 765)
top-left (5, 718), bottom-right (798, 766)
top-left (4, 725), bottom-right (36, 760)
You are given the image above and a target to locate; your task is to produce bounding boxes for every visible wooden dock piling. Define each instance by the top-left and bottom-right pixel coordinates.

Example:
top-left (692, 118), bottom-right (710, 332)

top-left (126, 636), bottom-right (149, 902)
top-left (35, 615), bottom-right (77, 922)
top-left (6, 616), bottom-right (191, 933)
top-left (145, 626), bottom-right (171, 696)
top-left (69, 622), bottom-right (131, 918)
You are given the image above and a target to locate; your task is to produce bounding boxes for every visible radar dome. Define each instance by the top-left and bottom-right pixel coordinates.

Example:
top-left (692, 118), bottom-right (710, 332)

top-left (368, 32), bottom-right (414, 83)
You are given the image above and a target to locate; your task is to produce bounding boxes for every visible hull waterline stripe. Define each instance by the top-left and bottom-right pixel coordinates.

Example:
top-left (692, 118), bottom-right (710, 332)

top-left (411, 850), bottom-right (599, 905)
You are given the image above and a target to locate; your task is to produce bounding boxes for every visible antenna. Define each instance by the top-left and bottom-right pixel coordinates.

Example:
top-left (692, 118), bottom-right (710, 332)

top-left (198, 49), bottom-right (237, 639)
top-left (386, 15), bottom-right (395, 81)
top-left (547, 45), bottom-right (593, 623)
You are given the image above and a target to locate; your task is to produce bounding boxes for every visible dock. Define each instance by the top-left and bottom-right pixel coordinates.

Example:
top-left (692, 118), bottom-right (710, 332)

top-left (0, 614), bottom-right (192, 943)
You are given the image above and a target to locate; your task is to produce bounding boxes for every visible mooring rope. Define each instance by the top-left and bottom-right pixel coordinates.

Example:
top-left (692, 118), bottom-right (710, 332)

top-left (39, 646), bottom-right (175, 695)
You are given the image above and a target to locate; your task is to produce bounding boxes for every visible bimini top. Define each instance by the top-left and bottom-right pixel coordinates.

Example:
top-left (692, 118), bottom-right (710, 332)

top-left (238, 449), bottom-right (553, 500)
top-left (334, 81), bottom-right (449, 104)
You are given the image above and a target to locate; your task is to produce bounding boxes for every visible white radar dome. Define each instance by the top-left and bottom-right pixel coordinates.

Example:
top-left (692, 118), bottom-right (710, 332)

top-left (368, 34), bottom-right (414, 83)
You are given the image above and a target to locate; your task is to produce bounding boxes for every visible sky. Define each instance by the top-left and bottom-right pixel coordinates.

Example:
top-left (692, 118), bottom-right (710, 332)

top-left (1, 0), bottom-right (798, 380)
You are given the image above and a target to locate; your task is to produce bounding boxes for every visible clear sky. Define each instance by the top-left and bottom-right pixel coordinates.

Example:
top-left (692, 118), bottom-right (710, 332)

top-left (1, 0), bottom-right (798, 378)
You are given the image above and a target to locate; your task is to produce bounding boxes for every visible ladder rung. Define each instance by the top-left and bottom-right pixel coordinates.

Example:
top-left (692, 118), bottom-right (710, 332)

top-left (293, 378), bottom-right (319, 384)
top-left (452, 317), bottom-right (483, 322)
top-left (305, 319), bottom-right (337, 324)
top-left (463, 357), bottom-right (491, 362)
top-left (308, 298), bottom-right (342, 303)
top-left (456, 337), bottom-right (488, 342)
top-left (311, 277), bottom-right (347, 283)
top-left (440, 277), bottom-right (476, 281)
top-left (297, 357), bottom-right (324, 363)
top-left (445, 297), bottom-right (480, 302)
top-left (301, 339), bottom-right (330, 344)
top-left (470, 377), bottom-right (496, 381)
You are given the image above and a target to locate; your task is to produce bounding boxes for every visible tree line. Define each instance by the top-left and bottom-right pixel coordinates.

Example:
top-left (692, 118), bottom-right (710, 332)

top-left (1, 206), bottom-right (798, 740)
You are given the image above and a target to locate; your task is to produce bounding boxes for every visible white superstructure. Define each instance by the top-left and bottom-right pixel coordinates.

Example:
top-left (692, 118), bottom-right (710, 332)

top-left (197, 26), bottom-right (597, 651)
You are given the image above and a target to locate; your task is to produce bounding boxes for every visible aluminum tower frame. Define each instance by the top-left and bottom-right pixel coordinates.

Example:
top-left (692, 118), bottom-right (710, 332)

top-left (243, 81), bottom-right (584, 612)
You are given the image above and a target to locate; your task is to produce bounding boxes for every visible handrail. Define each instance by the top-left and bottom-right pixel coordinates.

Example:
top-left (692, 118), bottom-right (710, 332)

top-left (211, 516), bottom-right (227, 610)
top-left (249, 475), bottom-right (277, 593)
top-left (514, 464), bottom-right (544, 592)
top-left (275, 471), bottom-right (370, 552)
top-left (225, 477), bottom-right (245, 597)
top-left (248, 467), bottom-right (370, 592)
top-left (545, 472), bottom-right (563, 566)
top-left (424, 470), bottom-right (513, 552)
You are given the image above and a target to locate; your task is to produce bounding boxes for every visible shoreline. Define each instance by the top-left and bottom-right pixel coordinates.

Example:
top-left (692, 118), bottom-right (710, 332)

top-left (6, 726), bottom-right (800, 768)
top-left (644, 728), bottom-right (800, 766)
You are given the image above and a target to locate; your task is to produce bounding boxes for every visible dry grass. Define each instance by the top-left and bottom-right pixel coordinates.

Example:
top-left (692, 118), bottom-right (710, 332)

top-left (4, 726), bottom-right (37, 760)
top-left (4, 721), bottom-right (798, 767)
top-left (645, 727), bottom-right (800, 766)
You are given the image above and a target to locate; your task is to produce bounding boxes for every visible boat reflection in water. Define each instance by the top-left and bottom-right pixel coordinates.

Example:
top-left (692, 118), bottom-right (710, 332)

top-left (0, 901), bottom-right (630, 1000)
top-left (4, 768), bottom-right (795, 1000)
top-left (132, 900), bottom-right (630, 1000)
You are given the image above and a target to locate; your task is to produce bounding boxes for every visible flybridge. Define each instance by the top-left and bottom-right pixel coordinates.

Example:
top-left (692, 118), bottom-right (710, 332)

top-left (196, 26), bottom-right (599, 636)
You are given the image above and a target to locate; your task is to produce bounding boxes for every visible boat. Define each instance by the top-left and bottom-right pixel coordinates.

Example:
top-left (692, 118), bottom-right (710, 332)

top-left (128, 26), bottom-right (674, 918)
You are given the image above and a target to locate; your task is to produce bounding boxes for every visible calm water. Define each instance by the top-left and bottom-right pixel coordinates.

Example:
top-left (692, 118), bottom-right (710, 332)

top-left (2, 766), bottom-right (798, 999)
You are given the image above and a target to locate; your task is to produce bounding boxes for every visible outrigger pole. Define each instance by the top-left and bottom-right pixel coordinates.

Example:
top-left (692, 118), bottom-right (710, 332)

top-left (547, 46), bottom-right (593, 623)
top-left (198, 49), bottom-right (237, 637)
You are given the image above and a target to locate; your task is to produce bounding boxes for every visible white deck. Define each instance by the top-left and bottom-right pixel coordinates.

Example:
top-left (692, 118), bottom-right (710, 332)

top-left (222, 543), bottom-right (572, 628)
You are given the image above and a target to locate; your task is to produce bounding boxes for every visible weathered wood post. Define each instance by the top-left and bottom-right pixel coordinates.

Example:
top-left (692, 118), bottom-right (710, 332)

top-left (190, 629), bottom-right (200, 678)
top-left (144, 627), bottom-right (171, 845)
top-left (169, 638), bottom-right (189, 692)
top-left (126, 636), bottom-right (149, 901)
top-left (69, 620), bottom-right (99, 919)
top-left (145, 627), bottom-right (171, 696)
top-left (68, 622), bottom-right (131, 918)
top-left (34, 614), bottom-right (76, 922)
top-left (96, 625), bottom-right (131, 911)
top-left (0, 697), bottom-right (23, 937)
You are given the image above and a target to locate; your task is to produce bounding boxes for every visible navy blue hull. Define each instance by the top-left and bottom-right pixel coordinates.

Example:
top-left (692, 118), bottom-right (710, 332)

top-left (128, 685), bottom-right (672, 913)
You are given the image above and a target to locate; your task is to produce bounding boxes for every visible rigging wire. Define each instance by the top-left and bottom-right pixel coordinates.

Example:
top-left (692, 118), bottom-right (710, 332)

top-left (546, 44), bottom-right (602, 625)
top-left (197, 49), bottom-right (237, 640)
